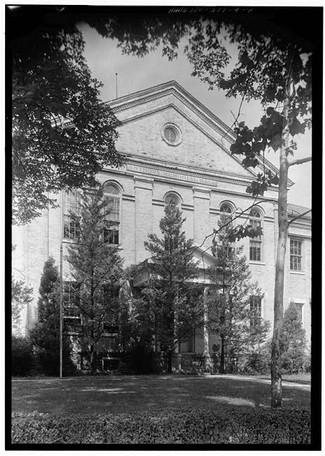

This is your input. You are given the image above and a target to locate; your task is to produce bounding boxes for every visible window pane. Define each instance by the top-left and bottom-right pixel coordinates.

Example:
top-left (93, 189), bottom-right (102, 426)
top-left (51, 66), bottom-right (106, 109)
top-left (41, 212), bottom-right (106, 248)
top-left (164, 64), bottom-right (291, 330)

top-left (105, 196), bottom-right (120, 221)
top-left (104, 183), bottom-right (120, 195)
top-left (249, 208), bottom-right (263, 261)
top-left (250, 241), bottom-right (261, 261)
top-left (64, 216), bottom-right (80, 240)
top-left (165, 193), bottom-right (180, 208)
top-left (290, 239), bottom-right (303, 271)
top-left (65, 190), bottom-right (80, 214)
top-left (104, 227), bottom-right (119, 245)
top-left (250, 209), bottom-right (261, 218)
top-left (165, 127), bottom-right (177, 143)
top-left (63, 282), bottom-right (80, 318)
top-left (221, 203), bottom-right (232, 214)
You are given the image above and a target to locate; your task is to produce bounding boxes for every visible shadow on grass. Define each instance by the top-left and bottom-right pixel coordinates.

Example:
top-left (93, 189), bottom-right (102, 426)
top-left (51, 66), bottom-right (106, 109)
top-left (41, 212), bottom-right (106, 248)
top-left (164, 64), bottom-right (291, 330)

top-left (12, 375), bottom-right (310, 415)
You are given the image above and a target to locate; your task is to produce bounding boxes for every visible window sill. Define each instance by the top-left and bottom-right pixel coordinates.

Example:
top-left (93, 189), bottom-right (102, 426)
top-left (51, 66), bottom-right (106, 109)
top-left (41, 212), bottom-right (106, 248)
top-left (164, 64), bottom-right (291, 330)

top-left (249, 261), bottom-right (266, 266)
top-left (290, 270), bottom-right (305, 275)
top-left (63, 238), bottom-right (78, 244)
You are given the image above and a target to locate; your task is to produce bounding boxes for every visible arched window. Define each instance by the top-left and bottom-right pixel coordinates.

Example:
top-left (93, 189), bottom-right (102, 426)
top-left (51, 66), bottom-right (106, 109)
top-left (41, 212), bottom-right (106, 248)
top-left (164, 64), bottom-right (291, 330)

top-left (249, 208), bottom-right (263, 261)
top-left (220, 202), bottom-right (233, 224)
top-left (164, 192), bottom-right (181, 209)
top-left (103, 182), bottom-right (121, 245)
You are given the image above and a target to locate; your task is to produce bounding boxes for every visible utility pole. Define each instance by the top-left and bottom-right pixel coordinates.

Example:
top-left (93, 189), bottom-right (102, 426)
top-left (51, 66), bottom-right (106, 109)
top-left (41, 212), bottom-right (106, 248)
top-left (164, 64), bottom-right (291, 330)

top-left (115, 73), bottom-right (118, 98)
top-left (59, 243), bottom-right (63, 378)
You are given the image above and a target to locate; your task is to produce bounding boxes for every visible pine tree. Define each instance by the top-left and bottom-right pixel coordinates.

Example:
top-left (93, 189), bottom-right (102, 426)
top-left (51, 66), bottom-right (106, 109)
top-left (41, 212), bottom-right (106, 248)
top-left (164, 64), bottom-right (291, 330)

top-left (29, 257), bottom-right (73, 375)
top-left (208, 222), bottom-right (270, 373)
top-left (280, 302), bottom-right (307, 373)
top-left (143, 201), bottom-right (201, 372)
top-left (66, 189), bottom-right (124, 374)
top-left (37, 257), bottom-right (59, 323)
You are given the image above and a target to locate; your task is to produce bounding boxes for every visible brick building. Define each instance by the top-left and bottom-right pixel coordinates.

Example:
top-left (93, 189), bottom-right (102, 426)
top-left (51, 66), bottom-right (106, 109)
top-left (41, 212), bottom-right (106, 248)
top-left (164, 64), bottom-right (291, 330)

top-left (12, 81), bottom-right (311, 369)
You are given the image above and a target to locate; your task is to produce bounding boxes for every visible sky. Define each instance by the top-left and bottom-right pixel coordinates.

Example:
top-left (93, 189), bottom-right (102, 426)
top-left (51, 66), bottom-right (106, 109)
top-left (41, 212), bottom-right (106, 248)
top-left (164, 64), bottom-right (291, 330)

top-left (79, 22), bottom-right (312, 209)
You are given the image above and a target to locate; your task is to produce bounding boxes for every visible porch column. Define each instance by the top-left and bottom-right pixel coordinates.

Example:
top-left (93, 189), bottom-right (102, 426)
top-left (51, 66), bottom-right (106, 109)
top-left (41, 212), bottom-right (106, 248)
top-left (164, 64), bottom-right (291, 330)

top-left (203, 286), bottom-right (213, 372)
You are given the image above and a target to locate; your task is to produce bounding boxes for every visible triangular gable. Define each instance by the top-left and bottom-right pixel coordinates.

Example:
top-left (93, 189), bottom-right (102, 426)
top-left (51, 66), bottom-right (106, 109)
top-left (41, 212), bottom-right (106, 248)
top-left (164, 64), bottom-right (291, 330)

top-left (188, 246), bottom-right (216, 270)
top-left (108, 80), bottom-right (284, 184)
top-left (133, 246), bottom-right (216, 287)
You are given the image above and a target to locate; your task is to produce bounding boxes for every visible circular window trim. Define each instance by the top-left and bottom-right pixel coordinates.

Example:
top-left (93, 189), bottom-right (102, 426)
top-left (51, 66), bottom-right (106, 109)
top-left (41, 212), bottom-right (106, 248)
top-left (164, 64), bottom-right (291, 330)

top-left (161, 123), bottom-right (182, 146)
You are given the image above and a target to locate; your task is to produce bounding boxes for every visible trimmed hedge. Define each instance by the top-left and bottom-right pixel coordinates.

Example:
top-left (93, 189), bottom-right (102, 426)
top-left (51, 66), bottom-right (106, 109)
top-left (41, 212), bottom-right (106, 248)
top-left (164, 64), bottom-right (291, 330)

top-left (12, 408), bottom-right (310, 444)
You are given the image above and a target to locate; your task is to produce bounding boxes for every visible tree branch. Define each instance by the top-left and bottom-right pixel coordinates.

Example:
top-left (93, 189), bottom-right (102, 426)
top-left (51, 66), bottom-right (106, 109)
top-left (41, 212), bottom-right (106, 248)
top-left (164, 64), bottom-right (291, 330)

top-left (288, 156), bottom-right (312, 167)
top-left (288, 209), bottom-right (311, 226)
top-left (188, 199), bottom-right (266, 258)
top-left (221, 94), bottom-right (246, 141)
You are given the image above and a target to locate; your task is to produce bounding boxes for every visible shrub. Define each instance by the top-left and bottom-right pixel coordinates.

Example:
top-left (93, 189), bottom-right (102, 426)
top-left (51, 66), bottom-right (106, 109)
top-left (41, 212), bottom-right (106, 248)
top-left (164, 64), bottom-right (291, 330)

top-left (303, 351), bottom-right (311, 373)
top-left (120, 346), bottom-right (162, 374)
top-left (12, 408), bottom-right (311, 445)
top-left (237, 343), bottom-right (272, 374)
top-left (280, 302), bottom-right (307, 374)
top-left (11, 336), bottom-right (35, 376)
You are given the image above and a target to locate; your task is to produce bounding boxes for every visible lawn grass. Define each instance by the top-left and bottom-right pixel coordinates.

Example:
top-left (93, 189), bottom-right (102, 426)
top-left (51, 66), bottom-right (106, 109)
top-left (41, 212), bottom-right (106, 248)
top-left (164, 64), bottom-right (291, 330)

top-left (12, 374), bottom-right (310, 415)
top-left (11, 375), bottom-right (311, 445)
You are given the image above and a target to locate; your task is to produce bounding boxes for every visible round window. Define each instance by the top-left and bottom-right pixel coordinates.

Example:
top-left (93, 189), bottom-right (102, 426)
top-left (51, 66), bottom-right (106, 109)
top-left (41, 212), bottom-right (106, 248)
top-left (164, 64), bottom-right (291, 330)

top-left (162, 124), bottom-right (182, 146)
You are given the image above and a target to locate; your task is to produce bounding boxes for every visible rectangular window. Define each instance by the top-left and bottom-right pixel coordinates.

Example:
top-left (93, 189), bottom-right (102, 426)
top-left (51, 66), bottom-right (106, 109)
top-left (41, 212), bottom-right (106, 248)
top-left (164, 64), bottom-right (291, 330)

top-left (64, 190), bottom-right (81, 240)
top-left (249, 219), bottom-right (262, 261)
top-left (103, 223), bottom-right (119, 245)
top-left (104, 195), bottom-right (120, 222)
top-left (63, 282), bottom-right (81, 318)
top-left (65, 189), bottom-right (81, 211)
top-left (250, 296), bottom-right (262, 326)
top-left (64, 215), bottom-right (80, 240)
top-left (250, 241), bottom-right (261, 262)
top-left (290, 239), bottom-right (303, 271)
top-left (180, 330), bottom-right (195, 353)
top-left (63, 282), bottom-right (81, 333)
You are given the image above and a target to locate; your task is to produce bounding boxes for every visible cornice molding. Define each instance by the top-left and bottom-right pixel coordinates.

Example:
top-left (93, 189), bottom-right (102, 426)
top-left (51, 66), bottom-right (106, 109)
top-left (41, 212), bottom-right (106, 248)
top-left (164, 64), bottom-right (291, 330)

top-left (108, 80), bottom-right (235, 144)
top-left (102, 161), bottom-right (278, 203)
top-left (122, 154), bottom-right (253, 187)
top-left (109, 80), bottom-right (285, 185)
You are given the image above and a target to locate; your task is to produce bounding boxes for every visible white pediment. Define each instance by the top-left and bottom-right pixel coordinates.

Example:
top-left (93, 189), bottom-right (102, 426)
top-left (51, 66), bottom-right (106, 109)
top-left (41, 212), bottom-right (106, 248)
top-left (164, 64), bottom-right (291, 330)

top-left (108, 81), bottom-right (279, 183)
top-left (189, 246), bottom-right (216, 270)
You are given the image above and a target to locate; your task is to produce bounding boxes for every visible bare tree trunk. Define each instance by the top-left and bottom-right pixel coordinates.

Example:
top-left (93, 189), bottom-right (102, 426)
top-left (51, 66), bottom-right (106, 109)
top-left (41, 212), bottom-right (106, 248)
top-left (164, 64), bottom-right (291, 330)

top-left (167, 349), bottom-right (172, 373)
top-left (90, 273), bottom-right (95, 375)
top-left (220, 334), bottom-right (225, 374)
top-left (90, 343), bottom-right (95, 375)
top-left (271, 87), bottom-right (290, 408)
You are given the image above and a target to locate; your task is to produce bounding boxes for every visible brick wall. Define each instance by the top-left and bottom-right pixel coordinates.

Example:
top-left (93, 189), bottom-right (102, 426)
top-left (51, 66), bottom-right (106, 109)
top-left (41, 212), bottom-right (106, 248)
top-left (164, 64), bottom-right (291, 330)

top-left (12, 84), bottom-right (311, 347)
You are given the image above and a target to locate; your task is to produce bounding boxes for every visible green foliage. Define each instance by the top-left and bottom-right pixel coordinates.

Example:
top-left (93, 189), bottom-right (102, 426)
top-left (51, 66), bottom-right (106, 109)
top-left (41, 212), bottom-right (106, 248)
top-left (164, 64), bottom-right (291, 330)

top-left (120, 346), bottom-right (162, 374)
top-left (37, 257), bottom-right (59, 323)
top-left (139, 203), bottom-right (201, 366)
top-left (208, 222), bottom-right (270, 373)
top-left (29, 257), bottom-right (74, 376)
top-left (237, 341), bottom-right (272, 374)
top-left (280, 302), bottom-right (307, 374)
top-left (9, 7), bottom-right (122, 225)
top-left (11, 279), bottom-right (33, 334)
top-left (11, 336), bottom-right (35, 376)
top-left (66, 189), bottom-right (124, 373)
top-left (12, 408), bottom-right (311, 444)
top-left (94, 9), bottom-right (313, 196)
